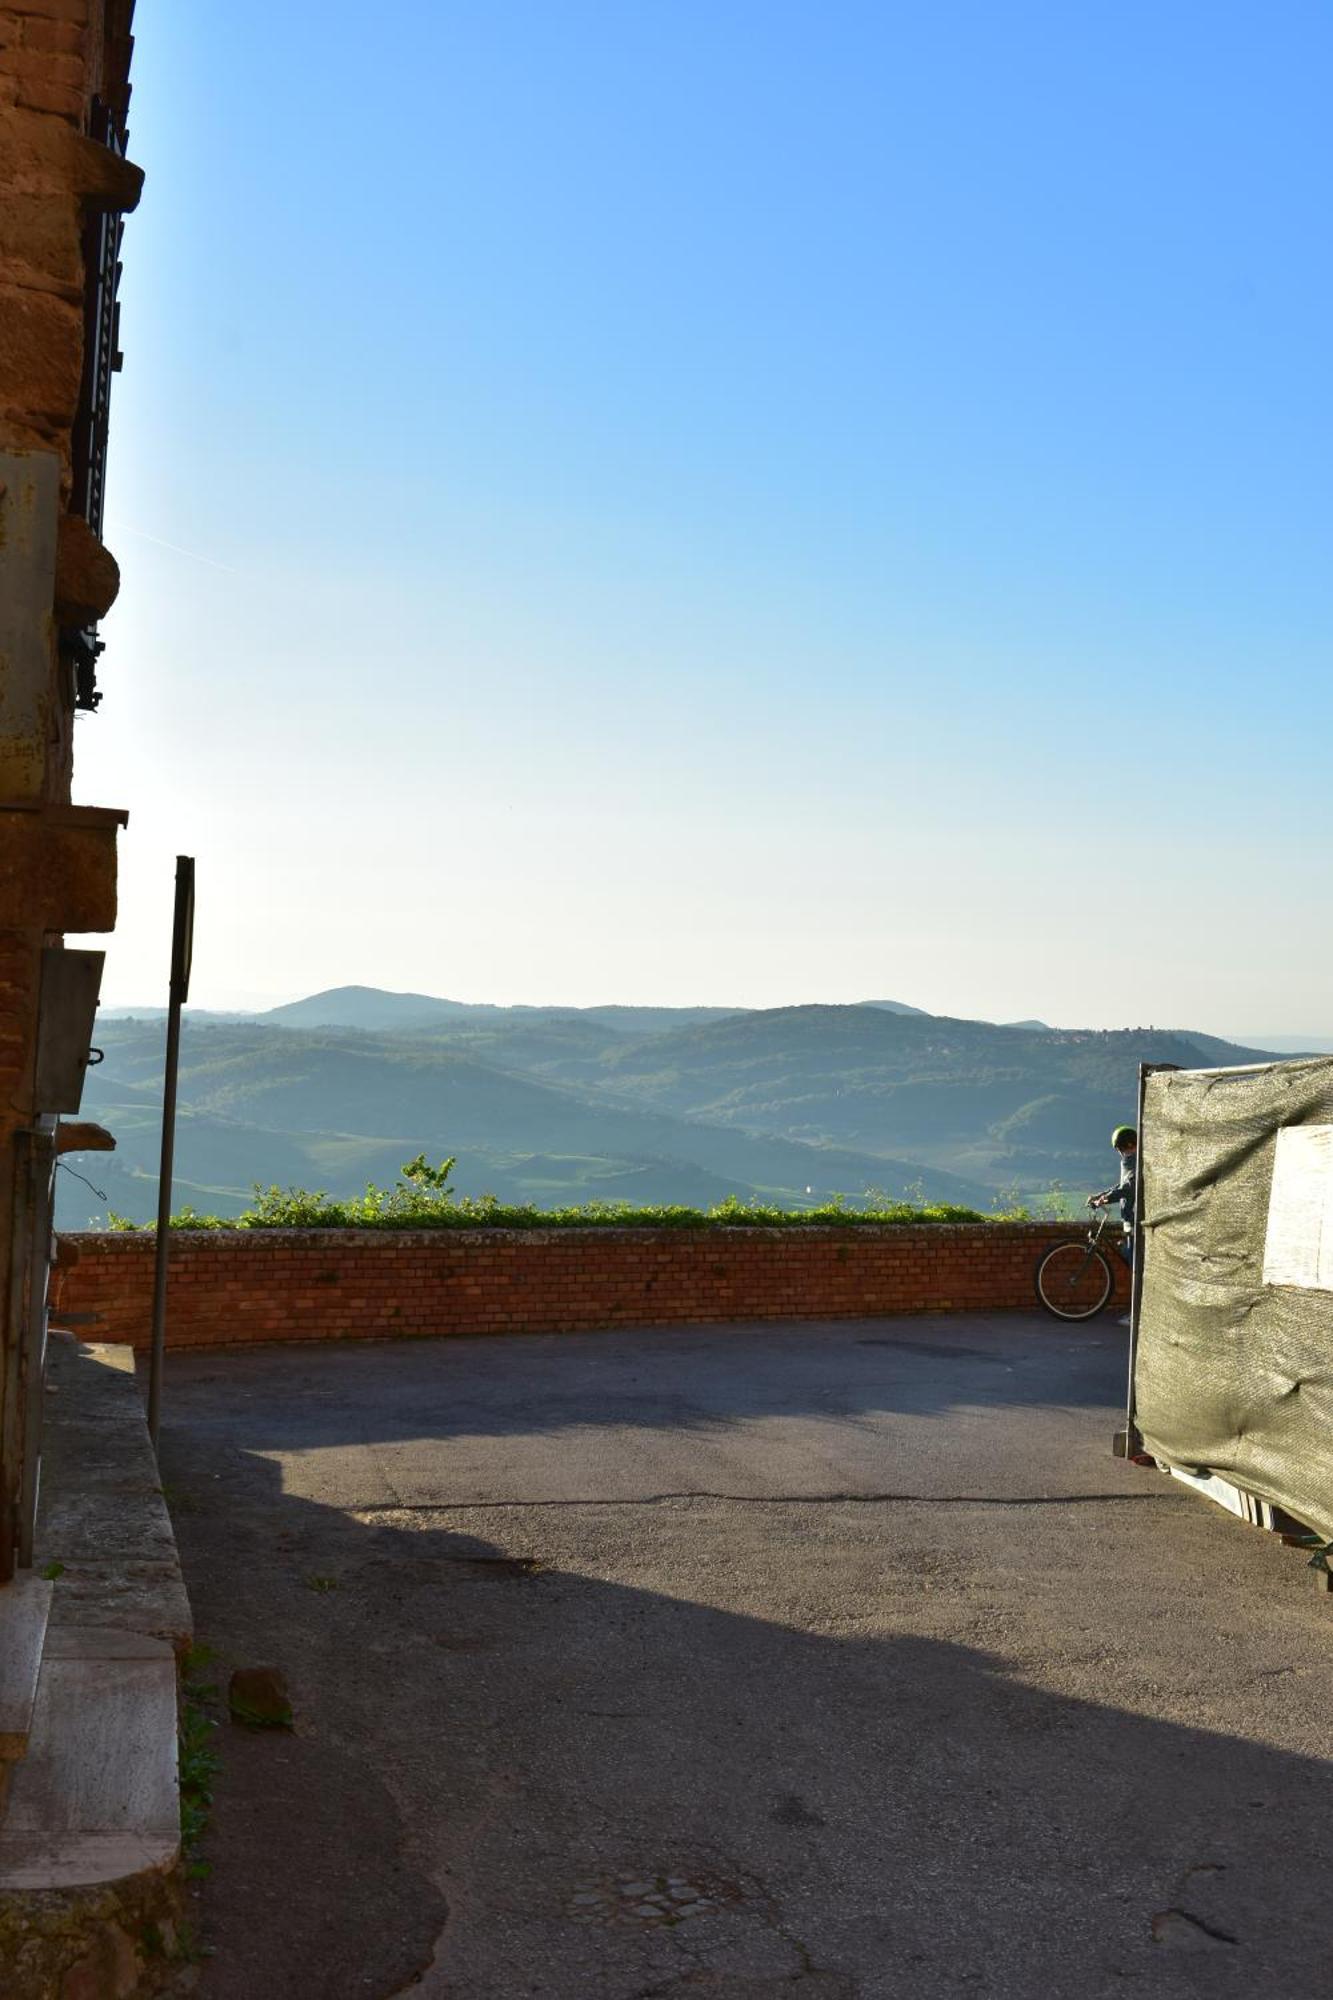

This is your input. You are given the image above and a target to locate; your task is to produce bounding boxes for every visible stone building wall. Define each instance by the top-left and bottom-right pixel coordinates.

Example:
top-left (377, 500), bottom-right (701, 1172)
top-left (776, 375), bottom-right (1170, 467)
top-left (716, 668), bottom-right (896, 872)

top-left (0, 0), bottom-right (139, 1577)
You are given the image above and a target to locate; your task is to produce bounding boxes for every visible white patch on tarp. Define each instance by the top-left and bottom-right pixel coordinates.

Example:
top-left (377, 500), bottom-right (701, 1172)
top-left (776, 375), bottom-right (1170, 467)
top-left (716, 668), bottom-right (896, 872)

top-left (1264, 1126), bottom-right (1333, 1290)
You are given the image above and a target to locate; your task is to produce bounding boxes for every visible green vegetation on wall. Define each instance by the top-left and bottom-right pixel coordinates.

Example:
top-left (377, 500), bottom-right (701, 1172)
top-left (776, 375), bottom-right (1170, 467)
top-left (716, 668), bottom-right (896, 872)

top-left (109, 1156), bottom-right (1005, 1232)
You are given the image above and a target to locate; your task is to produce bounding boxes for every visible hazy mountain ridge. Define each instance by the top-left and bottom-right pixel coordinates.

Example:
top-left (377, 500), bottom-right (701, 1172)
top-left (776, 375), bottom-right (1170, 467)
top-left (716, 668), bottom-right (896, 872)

top-left (60, 1017), bottom-right (990, 1227)
top-left (258, 987), bottom-right (752, 1036)
top-left (56, 990), bottom-right (1281, 1229)
top-left (552, 1007), bottom-right (1275, 1184)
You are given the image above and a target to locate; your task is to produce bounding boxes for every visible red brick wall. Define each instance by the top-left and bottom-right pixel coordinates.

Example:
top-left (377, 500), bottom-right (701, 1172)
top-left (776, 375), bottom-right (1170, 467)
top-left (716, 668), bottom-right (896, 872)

top-left (54, 1223), bottom-right (1131, 1351)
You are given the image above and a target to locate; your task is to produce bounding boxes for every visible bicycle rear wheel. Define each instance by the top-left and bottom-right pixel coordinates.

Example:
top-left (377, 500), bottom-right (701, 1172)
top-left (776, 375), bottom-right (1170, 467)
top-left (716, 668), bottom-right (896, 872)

top-left (1034, 1240), bottom-right (1115, 1320)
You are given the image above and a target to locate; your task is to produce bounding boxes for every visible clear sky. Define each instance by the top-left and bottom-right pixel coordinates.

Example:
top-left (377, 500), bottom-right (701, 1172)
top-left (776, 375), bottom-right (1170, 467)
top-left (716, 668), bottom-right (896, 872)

top-left (77, 1), bottom-right (1333, 1033)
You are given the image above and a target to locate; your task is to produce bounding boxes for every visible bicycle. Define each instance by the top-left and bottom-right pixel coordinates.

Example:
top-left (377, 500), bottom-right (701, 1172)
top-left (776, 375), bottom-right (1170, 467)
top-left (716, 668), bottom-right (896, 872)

top-left (1033, 1211), bottom-right (1121, 1320)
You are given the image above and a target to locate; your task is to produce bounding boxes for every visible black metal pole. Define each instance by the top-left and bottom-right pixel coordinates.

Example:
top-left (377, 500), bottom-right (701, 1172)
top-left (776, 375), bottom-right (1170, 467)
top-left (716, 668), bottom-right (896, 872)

top-left (2, 1134), bottom-right (34, 1581)
top-left (1121, 1062), bottom-right (1152, 1453)
top-left (147, 857), bottom-right (194, 1452)
top-left (1122, 1060), bottom-right (1180, 1454)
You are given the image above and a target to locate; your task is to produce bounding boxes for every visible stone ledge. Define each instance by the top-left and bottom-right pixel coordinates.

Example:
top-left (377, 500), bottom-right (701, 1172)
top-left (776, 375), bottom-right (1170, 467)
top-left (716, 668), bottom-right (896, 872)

top-left (0, 1338), bottom-right (193, 1994)
top-left (0, 1834), bottom-right (177, 1896)
top-left (35, 1339), bottom-right (190, 1655)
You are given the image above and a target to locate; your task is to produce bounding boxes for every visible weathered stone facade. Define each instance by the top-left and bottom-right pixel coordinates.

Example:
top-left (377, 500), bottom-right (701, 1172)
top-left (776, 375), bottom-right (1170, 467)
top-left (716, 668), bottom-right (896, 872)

top-left (0, 0), bottom-right (139, 1579)
top-left (1, 24), bottom-right (193, 1995)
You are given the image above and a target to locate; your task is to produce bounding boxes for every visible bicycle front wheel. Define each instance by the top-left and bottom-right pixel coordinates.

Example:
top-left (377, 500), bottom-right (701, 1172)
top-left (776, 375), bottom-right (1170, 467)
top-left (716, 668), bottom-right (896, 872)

top-left (1034, 1240), bottom-right (1115, 1320)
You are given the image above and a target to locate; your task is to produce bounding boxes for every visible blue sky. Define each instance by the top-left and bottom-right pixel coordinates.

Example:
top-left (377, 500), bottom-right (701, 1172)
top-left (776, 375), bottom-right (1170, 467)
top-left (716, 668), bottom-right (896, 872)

top-left (79, 1), bottom-right (1333, 1031)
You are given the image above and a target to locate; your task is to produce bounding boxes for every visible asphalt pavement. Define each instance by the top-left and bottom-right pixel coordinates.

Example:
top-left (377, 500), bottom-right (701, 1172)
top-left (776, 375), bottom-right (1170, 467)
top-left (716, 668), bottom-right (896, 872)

top-left (155, 1315), bottom-right (1333, 1999)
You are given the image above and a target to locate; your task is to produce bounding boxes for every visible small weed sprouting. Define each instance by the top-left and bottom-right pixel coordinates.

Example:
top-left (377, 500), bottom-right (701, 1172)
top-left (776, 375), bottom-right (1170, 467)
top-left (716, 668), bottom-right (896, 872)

top-left (179, 1643), bottom-right (222, 1927)
top-left (140, 1918), bottom-right (211, 1962)
top-left (172, 1920), bottom-right (214, 1965)
top-left (304, 1573), bottom-right (338, 1594)
top-left (179, 1700), bottom-right (220, 1850)
top-left (39, 1560), bottom-right (64, 1580)
top-left (181, 1643), bottom-right (219, 1702)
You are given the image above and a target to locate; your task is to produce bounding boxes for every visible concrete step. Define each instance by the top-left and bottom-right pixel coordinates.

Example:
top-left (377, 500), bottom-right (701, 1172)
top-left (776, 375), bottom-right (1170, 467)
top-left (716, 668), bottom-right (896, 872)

top-left (0, 1624), bottom-right (179, 1890)
top-left (0, 1572), bottom-right (52, 1763)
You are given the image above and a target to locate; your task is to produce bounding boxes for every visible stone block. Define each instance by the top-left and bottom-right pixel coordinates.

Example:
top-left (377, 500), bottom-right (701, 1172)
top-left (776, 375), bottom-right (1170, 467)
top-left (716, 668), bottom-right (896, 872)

top-left (0, 410), bottom-right (61, 460)
top-left (0, 445), bottom-right (60, 799)
top-left (0, 47), bottom-right (84, 86)
top-left (19, 17), bottom-right (85, 54)
top-left (0, 810), bottom-right (123, 933)
top-left (0, 284), bottom-right (82, 426)
top-left (54, 513), bottom-right (119, 623)
top-left (13, 73), bottom-right (82, 120)
top-left (0, 191), bottom-right (82, 299)
top-left (6, 0), bottom-right (88, 22)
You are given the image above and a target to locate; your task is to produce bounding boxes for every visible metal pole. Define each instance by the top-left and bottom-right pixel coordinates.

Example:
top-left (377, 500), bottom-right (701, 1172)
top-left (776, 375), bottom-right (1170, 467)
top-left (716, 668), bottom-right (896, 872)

top-left (1122, 1060), bottom-right (1179, 1454)
top-left (17, 1122), bottom-right (56, 1568)
top-left (147, 857), bottom-right (194, 1452)
top-left (1121, 1062), bottom-right (1152, 1454)
top-left (1, 1135), bottom-right (34, 1581)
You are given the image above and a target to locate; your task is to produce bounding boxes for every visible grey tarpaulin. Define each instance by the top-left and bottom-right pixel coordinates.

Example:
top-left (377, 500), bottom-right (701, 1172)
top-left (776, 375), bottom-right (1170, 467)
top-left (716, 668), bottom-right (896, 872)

top-left (1135, 1056), bottom-right (1333, 1540)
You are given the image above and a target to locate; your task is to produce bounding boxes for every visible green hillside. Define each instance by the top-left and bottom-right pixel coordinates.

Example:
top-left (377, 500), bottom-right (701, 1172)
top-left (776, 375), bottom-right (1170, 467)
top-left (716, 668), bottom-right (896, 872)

top-left (565, 1006), bottom-right (1273, 1187)
top-left (53, 997), bottom-right (1276, 1230)
top-left (57, 1017), bottom-right (990, 1228)
top-left (401, 1002), bottom-right (1272, 1193)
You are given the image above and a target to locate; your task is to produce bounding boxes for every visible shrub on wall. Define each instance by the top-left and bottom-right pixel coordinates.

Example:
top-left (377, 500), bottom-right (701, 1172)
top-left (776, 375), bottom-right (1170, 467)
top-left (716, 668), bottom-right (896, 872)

top-left (108, 1157), bottom-right (1009, 1233)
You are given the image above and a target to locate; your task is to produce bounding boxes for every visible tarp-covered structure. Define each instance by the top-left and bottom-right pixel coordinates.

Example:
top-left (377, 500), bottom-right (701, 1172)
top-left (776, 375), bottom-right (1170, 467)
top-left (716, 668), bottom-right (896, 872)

top-left (1135, 1056), bottom-right (1333, 1542)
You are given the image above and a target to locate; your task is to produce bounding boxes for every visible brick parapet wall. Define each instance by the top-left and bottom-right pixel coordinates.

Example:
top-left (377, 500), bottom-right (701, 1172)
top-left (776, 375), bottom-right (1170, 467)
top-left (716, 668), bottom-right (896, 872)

top-left (55, 1223), bottom-right (1131, 1351)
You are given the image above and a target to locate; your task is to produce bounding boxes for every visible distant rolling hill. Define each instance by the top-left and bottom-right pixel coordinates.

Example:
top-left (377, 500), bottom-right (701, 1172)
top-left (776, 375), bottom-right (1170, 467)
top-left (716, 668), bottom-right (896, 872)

top-left (54, 992), bottom-right (1279, 1229)
top-left (261, 986), bottom-right (479, 1031)
top-left (552, 1005), bottom-right (1275, 1189)
top-left (260, 986), bottom-right (748, 1036)
top-left (58, 1018), bottom-right (991, 1227)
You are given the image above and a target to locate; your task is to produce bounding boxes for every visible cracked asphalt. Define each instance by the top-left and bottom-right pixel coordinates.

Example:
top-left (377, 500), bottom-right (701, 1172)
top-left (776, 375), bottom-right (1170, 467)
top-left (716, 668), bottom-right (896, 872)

top-left (156, 1315), bottom-right (1333, 1999)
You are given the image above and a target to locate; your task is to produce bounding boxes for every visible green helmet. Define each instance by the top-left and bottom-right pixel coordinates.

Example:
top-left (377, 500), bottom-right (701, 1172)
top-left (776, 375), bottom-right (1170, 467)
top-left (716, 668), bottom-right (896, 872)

top-left (1111, 1125), bottom-right (1137, 1148)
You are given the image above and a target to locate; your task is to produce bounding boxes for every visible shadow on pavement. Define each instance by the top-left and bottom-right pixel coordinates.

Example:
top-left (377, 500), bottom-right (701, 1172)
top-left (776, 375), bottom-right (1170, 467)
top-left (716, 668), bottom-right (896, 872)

top-left (157, 1404), bottom-right (1333, 2000)
top-left (155, 1314), bottom-right (1128, 1458)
